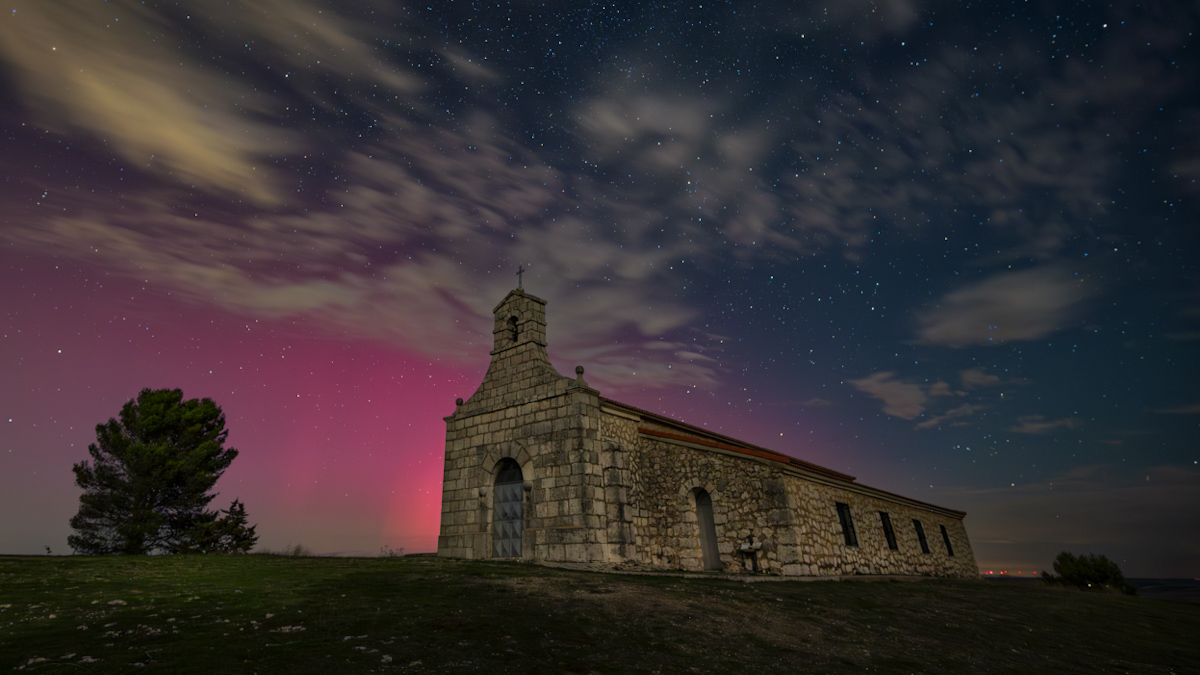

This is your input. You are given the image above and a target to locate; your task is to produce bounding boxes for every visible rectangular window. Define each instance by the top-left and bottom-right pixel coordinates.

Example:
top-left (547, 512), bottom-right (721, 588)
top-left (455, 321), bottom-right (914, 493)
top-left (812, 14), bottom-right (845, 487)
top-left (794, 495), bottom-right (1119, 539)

top-left (940, 524), bottom-right (955, 556)
top-left (836, 502), bottom-right (858, 546)
top-left (879, 512), bottom-right (898, 550)
top-left (913, 519), bottom-right (930, 554)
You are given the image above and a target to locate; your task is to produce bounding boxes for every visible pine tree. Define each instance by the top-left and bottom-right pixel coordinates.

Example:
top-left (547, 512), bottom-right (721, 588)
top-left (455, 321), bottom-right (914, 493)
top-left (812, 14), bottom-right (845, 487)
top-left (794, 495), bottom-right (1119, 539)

top-left (183, 499), bottom-right (259, 554)
top-left (68, 388), bottom-right (256, 555)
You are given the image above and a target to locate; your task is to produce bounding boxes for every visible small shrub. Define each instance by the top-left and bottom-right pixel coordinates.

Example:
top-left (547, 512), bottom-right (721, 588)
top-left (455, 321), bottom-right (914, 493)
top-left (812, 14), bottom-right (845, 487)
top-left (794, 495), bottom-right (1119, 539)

top-left (1041, 551), bottom-right (1136, 595)
top-left (285, 544), bottom-right (313, 557)
top-left (380, 545), bottom-right (405, 558)
top-left (253, 543), bottom-right (313, 556)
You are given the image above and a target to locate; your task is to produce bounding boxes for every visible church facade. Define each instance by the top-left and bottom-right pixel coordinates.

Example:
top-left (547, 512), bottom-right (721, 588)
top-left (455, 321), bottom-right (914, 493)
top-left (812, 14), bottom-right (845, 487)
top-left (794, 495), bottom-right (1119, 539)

top-left (437, 288), bottom-right (978, 577)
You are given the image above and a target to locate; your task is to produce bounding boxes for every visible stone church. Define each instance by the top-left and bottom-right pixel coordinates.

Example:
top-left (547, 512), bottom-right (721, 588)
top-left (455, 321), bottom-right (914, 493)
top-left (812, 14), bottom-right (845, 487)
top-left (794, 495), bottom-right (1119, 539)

top-left (437, 288), bottom-right (978, 577)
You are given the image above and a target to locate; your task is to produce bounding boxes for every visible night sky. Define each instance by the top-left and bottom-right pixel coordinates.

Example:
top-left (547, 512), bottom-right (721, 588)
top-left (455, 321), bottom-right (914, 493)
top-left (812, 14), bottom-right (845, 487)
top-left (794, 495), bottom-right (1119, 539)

top-left (2, 0), bottom-right (1197, 577)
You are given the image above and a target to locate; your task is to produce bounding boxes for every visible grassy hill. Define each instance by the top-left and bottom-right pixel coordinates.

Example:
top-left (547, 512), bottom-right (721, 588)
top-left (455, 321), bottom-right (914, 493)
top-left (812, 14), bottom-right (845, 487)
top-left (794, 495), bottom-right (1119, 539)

top-left (1, 555), bottom-right (1196, 674)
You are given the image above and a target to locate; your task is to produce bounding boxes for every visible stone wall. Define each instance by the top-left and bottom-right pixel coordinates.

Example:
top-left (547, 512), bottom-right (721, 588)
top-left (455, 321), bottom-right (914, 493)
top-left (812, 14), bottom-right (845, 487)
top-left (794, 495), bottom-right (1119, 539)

top-left (778, 477), bottom-right (975, 577)
top-left (597, 408), bottom-right (977, 578)
top-left (438, 289), bottom-right (613, 563)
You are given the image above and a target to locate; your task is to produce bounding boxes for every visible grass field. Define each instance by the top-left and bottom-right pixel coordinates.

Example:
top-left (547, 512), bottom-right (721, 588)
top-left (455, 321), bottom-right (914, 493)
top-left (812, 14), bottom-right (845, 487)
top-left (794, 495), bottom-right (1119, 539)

top-left (1, 555), bottom-right (1196, 674)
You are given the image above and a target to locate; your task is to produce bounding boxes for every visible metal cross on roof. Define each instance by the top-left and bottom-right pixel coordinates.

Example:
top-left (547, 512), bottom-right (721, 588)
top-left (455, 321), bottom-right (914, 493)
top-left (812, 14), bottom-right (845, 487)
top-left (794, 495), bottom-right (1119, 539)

top-left (516, 265), bottom-right (525, 288)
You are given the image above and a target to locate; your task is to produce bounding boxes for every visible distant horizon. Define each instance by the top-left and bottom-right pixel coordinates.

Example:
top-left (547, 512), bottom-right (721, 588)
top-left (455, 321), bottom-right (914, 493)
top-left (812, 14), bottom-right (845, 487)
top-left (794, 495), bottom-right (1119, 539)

top-left (2, 550), bottom-right (1196, 582)
top-left (5, 544), bottom-right (1196, 581)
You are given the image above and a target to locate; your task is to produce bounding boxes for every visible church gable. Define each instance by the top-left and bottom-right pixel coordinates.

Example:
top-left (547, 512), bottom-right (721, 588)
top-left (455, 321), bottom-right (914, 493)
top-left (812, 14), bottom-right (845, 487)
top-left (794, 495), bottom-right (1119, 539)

top-left (439, 287), bottom-right (608, 563)
top-left (454, 288), bottom-right (574, 417)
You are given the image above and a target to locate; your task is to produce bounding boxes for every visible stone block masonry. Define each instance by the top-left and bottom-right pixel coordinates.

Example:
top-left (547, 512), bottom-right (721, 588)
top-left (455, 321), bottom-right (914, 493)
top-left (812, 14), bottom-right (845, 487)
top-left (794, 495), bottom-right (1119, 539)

top-left (437, 288), bottom-right (978, 578)
top-left (438, 289), bottom-right (613, 563)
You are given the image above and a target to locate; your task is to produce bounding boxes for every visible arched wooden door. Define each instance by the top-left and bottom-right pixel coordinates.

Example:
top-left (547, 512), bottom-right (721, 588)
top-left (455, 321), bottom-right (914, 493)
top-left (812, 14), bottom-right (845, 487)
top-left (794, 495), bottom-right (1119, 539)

top-left (492, 458), bottom-right (524, 557)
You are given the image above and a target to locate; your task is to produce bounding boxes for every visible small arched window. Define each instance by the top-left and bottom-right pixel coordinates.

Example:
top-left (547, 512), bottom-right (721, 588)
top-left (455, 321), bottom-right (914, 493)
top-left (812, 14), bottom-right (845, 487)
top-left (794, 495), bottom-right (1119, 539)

top-left (508, 316), bottom-right (519, 344)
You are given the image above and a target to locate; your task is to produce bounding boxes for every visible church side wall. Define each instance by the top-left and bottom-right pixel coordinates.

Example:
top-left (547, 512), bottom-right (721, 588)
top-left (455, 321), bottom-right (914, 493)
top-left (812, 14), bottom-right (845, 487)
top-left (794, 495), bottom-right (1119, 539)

top-left (780, 479), bottom-right (976, 578)
top-left (634, 437), bottom-right (799, 573)
top-left (598, 410), bottom-right (976, 577)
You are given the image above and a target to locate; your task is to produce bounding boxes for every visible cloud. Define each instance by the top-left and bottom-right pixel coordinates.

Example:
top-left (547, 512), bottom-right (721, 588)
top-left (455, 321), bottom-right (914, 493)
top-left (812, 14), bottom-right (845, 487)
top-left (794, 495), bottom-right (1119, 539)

top-left (847, 372), bottom-right (928, 420)
top-left (0, 0), bottom-right (1190, 397)
top-left (773, 21), bottom-right (1188, 261)
top-left (5, 123), bottom-right (714, 392)
top-left (850, 371), bottom-right (1001, 425)
top-left (926, 381), bottom-right (958, 397)
top-left (1153, 402), bottom-right (1200, 415)
top-left (0, 1), bottom-right (292, 202)
top-left (914, 403), bottom-right (983, 430)
top-left (570, 90), bottom-right (811, 257)
top-left (960, 367), bottom-right (1002, 389)
top-left (915, 267), bottom-right (1096, 347)
top-left (1009, 415), bottom-right (1080, 434)
top-left (0, 0), bottom-right (423, 204)
top-left (6, 1), bottom-right (1178, 262)
top-left (574, 94), bottom-right (716, 174)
